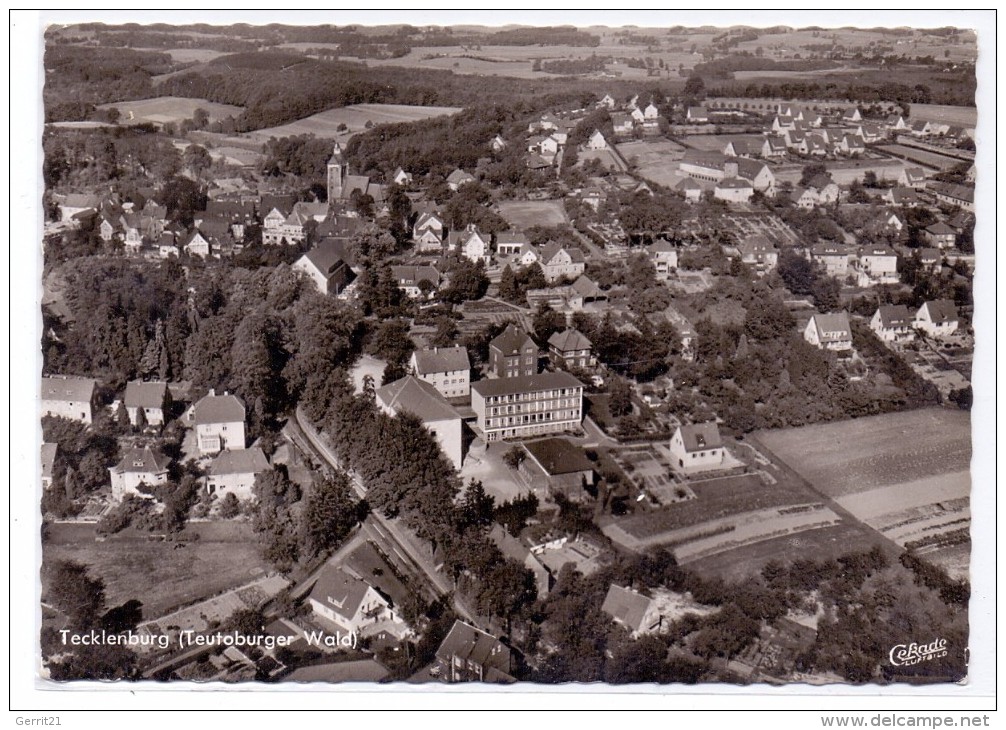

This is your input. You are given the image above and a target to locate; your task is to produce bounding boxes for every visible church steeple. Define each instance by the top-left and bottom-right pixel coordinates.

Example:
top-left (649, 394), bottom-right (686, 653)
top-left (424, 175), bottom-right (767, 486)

top-left (327, 143), bottom-right (346, 203)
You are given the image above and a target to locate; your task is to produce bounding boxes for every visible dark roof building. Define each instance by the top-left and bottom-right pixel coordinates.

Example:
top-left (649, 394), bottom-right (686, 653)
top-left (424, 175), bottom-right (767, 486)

top-left (435, 620), bottom-right (514, 683)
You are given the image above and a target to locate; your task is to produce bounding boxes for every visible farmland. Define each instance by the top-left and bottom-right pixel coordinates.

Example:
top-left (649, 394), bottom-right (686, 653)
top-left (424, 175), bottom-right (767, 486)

top-left (904, 103), bottom-right (978, 128)
top-left (97, 96), bottom-right (244, 126)
top-left (615, 138), bottom-right (688, 187)
top-left (876, 144), bottom-right (963, 171)
top-left (44, 521), bottom-right (272, 619)
top-left (241, 103), bottom-right (464, 145)
top-left (678, 134), bottom-right (765, 152)
top-left (496, 200), bottom-right (568, 229)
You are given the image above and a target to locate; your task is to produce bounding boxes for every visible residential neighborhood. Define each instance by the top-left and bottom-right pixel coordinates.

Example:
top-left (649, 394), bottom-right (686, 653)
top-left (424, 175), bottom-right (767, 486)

top-left (36, 19), bottom-right (977, 692)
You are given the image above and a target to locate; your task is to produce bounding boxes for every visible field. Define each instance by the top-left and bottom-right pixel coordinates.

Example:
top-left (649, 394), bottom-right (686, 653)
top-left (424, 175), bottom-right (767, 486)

top-left (678, 134), bottom-right (765, 152)
top-left (496, 200), bottom-right (568, 229)
top-left (241, 103), bottom-right (463, 144)
top-left (97, 96), bottom-right (244, 126)
top-left (876, 144), bottom-right (963, 171)
top-left (138, 47), bottom-right (228, 63)
top-left (730, 28), bottom-right (977, 64)
top-left (908, 104), bottom-right (978, 128)
top-left (615, 139), bottom-right (688, 188)
top-left (44, 521), bottom-right (272, 619)
top-left (771, 159), bottom-right (906, 186)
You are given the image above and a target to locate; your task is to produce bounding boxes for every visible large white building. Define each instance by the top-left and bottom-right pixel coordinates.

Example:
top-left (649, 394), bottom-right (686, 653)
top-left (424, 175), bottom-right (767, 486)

top-left (409, 346), bottom-right (471, 399)
top-left (376, 376), bottom-right (464, 470)
top-left (187, 390), bottom-right (246, 455)
top-left (470, 371), bottom-right (583, 443)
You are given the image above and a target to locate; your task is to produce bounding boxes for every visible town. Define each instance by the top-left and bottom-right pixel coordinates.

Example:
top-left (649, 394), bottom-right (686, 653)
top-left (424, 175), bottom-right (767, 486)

top-left (39, 22), bottom-right (974, 687)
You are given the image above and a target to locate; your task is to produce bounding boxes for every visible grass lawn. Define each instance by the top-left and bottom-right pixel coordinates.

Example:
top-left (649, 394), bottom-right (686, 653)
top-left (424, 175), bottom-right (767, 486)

top-left (244, 103), bottom-right (462, 143)
top-left (43, 521), bottom-right (271, 618)
top-left (97, 96), bottom-right (244, 125)
top-left (496, 200), bottom-right (568, 229)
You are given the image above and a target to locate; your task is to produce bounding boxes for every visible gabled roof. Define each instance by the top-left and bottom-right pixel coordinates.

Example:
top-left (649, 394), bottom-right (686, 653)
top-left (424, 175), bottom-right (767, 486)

top-left (191, 392), bottom-right (245, 425)
top-left (926, 222), bottom-right (957, 236)
top-left (687, 106), bottom-right (708, 117)
top-left (601, 584), bottom-right (654, 633)
top-left (539, 242), bottom-right (585, 265)
top-left (611, 112), bottom-right (632, 126)
top-left (488, 524), bottom-right (531, 564)
top-left (259, 194), bottom-right (296, 217)
top-left (859, 245), bottom-right (897, 258)
top-left (301, 240), bottom-right (351, 278)
top-left (810, 312), bottom-right (852, 342)
top-left (903, 167), bottom-right (926, 182)
top-left (843, 134), bottom-right (865, 148)
top-left (808, 173), bottom-right (835, 191)
top-left (436, 620), bottom-right (512, 678)
top-left (376, 376), bottom-right (459, 423)
top-left (309, 565), bottom-right (377, 622)
top-left (646, 238), bottom-right (676, 254)
top-left (716, 177), bottom-right (753, 190)
top-left (209, 447), bottom-right (269, 476)
top-left (447, 169), bottom-right (475, 185)
top-left (522, 437), bottom-right (593, 476)
top-left (41, 376), bottom-right (96, 403)
top-left (342, 175), bottom-right (371, 198)
top-left (875, 305), bottom-right (913, 329)
top-left (496, 230), bottom-right (529, 246)
top-left (737, 235), bottom-right (776, 256)
top-left (677, 422), bottom-right (722, 452)
top-left (471, 371), bottom-right (581, 399)
top-left (548, 328), bottom-right (592, 353)
top-left (412, 346), bottom-right (470, 375)
top-left (111, 447), bottom-right (170, 475)
top-left (917, 248), bottom-right (941, 263)
top-left (489, 323), bottom-right (536, 357)
top-left (810, 243), bottom-right (851, 257)
top-left (391, 265), bottom-right (440, 287)
top-left (764, 136), bottom-right (787, 150)
top-left (890, 187), bottom-right (920, 204)
top-left (414, 211), bottom-right (443, 231)
top-left (675, 177), bottom-right (702, 191)
top-left (734, 158), bottom-right (770, 182)
top-left (569, 275), bottom-right (604, 299)
top-left (928, 181), bottom-right (974, 204)
top-left (124, 381), bottom-right (168, 409)
top-left (921, 299), bottom-right (958, 325)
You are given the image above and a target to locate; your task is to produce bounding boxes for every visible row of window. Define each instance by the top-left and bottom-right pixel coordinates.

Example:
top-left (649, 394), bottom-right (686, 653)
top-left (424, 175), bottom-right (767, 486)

top-left (484, 421), bottom-right (576, 441)
top-left (484, 388), bottom-right (581, 404)
top-left (488, 399), bottom-right (578, 416)
top-left (485, 409), bottom-right (580, 428)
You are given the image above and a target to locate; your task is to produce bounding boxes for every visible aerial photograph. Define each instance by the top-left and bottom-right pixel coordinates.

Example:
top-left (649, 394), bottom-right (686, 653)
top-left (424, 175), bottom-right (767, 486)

top-left (35, 15), bottom-right (980, 690)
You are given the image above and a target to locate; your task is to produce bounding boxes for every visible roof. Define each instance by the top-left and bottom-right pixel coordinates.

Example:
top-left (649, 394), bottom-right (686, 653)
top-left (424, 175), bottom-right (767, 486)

top-left (523, 437), bottom-right (593, 476)
top-left (875, 305), bottom-right (913, 329)
top-left (124, 381), bottom-right (168, 409)
top-left (209, 447), bottom-right (269, 476)
top-left (548, 328), bottom-right (592, 353)
top-left (890, 187), bottom-right (920, 204)
top-left (447, 169), bottom-right (474, 185)
top-left (342, 174), bottom-right (371, 198)
top-left (569, 275), bottom-right (603, 299)
top-left (928, 181), bottom-right (974, 204)
top-left (922, 299), bottom-right (958, 325)
top-left (917, 248), bottom-right (941, 262)
top-left (676, 422), bottom-right (722, 452)
top-left (860, 246), bottom-right (897, 258)
top-left (488, 524), bottom-right (531, 564)
top-left (111, 447), bottom-right (170, 475)
top-left (716, 177), bottom-right (753, 190)
top-left (412, 345), bottom-right (471, 375)
top-left (647, 238), bottom-right (676, 254)
top-left (489, 323), bottom-right (536, 357)
top-left (926, 222), bottom-right (957, 236)
top-left (737, 235), bottom-right (776, 256)
top-left (391, 265), bottom-right (440, 287)
top-left (41, 443), bottom-right (58, 478)
top-left (191, 392), bottom-right (246, 425)
top-left (301, 240), bottom-right (351, 278)
top-left (810, 243), bottom-right (851, 257)
top-left (764, 136), bottom-right (787, 150)
top-left (376, 376), bottom-right (460, 423)
top-left (41, 376), bottom-right (96, 403)
top-left (471, 370), bottom-right (582, 399)
top-left (308, 565), bottom-right (375, 621)
top-left (259, 194), bottom-right (295, 217)
top-left (808, 174), bottom-right (835, 190)
top-left (903, 167), bottom-right (926, 181)
top-left (436, 620), bottom-right (512, 677)
top-left (286, 659), bottom-right (389, 683)
top-left (842, 134), bottom-right (865, 148)
top-left (687, 106), bottom-right (708, 117)
top-left (496, 230), bottom-right (529, 246)
top-left (675, 177), bottom-right (701, 191)
top-left (539, 242), bottom-right (585, 265)
top-left (811, 312), bottom-right (852, 342)
top-left (601, 584), bottom-right (654, 632)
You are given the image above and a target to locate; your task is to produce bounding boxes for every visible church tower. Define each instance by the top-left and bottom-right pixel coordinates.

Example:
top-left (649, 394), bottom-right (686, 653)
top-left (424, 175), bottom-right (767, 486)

top-left (327, 142), bottom-right (346, 203)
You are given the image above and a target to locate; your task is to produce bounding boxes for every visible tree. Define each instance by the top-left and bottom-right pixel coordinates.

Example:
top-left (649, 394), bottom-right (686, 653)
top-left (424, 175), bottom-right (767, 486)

top-left (42, 559), bottom-right (106, 628)
top-left (684, 74), bottom-right (706, 97)
top-left (799, 163), bottom-right (829, 187)
top-left (608, 377), bottom-right (634, 417)
top-left (192, 107), bottom-right (210, 130)
top-left (184, 144), bottom-right (212, 177)
top-left (302, 473), bottom-right (359, 557)
top-left (499, 264), bottom-right (519, 303)
top-left (605, 635), bottom-right (671, 684)
top-left (441, 259), bottom-right (489, 304)
top-left (502, 445), bottom-right (526, 470)
top-left (218, 492), bottom-right (241, 518)
top-left (430, 317), bottom-right (459, 348)
top-left (457, 480), bottom-right (495, 531)
top-left (532, 303), bottom-right (565, 344)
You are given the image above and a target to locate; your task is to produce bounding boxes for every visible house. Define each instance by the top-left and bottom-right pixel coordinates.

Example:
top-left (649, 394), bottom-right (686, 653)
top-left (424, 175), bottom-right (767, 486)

top-left (806, 134), bottom-right (829, 157)
top-left (771, 115), bottom-right (796, 133)
top-left (181, 229), bottom-right (212, 257)
top-left (206, 447), bottom-right (270, 500)
top-left (435, 620), bottom-right (514, 683)
top-left (646, 239), bottom-right (679, 279)
top-left (686, 107), bottom-right (709, 123)
top-left (525, 153), bottom-right (552, 171)
top-left (675, 177), bottom-right (703, 203)
top-left (947, 211), bottom-right (975, 234)
top-left (293, 242), bottom-right (356, 296)
top-left (917, 248), bottom-right (943, 273)
top-left (713, 177), bottom-right (753, 204)
top-left (856, 246), bottom-right (899, 285)
top-left (807, 174), bottom-right (840, 204)
top-left (784, 129), bottom-right (807, 152)
top-left (109, 447), bottom-right (170, 502)
top-left (630, 107), bottom-right (646, 124)
top-left (392, 167), bottom-right (413, 186)
top-left (470, 371), bottom-right (583, 443)
top-left (188, 390), bottom-right (246, 454)
top-left (736, 235), bottom-right (778, 274)
top-left (842, 107), bottom-right (862, 123)
top-left (924, 222), bottom-right (958, 249)
top-left (495, 230), bottom-right (530, 257)
top-left (123, 380), bottom-right (170, 428)
top-left (601, 584), bottom-right (662, 636)
top-left (803, 312), bottom-right (854, 352)
top-left (547, 328), bottom-right (593, 369)
top-left (886, 187), bottom-right (922, 208)
top-left (157, 232), bottom-right (179, 258)
top-left (376, 376), bottom-right (464, 470)
top-left (488, 525), bottom-right (551, 597)
top-left (644, 102), bottom-right (660, 120)
top-left (413, 211), bottom-right (445, 252)
top-left (308, 564), bottom-right (406, 639)
top-left (409, 346), bottom-right (471, 399)
top-left (837, 134), bottom-right (866, 155)
top-left (538, 242), bottom-right (586, 283)
top-left (915, 300), bottom-right (959, 338)
top-left (870, 305), bottom-right (916, 346)
top-left (909, 119), bottom-right (932, 137)
top-left (490, 134), bottom-right (508, 152)
top-left (449, 225), bottom-right (490, 264)
top-left (514, 243), bottom-right (541, 268)
top-left (519, 437), bottom-right (595, 502)
top-left (446, 169), bottom-right (475, 191)
top-left (57, 193), bottom-right (99, 223)
top-left (611, 112), bottom-right (634, 136)
top-left (488, 323), bottom-right (538, 379)
top-left (810, 244), bottom-right (852, 277)
top-left (391, 265), bottom-right (441, 299)
top-left (885, 212), bottom-right (905, 232)
top-left (928, 182), bottom-right (975, 212)
top-left (722, 140), bottom-right (753, 158)
top-left (762, 136), bottom-right (788, 158)
top-left (886, 115), bottom-right (908, 132)
top-left (41, 376), bottom-right (97, 425)
top-left (41, 443), bottom-right (59, 490)
top-left (669, 422), bottom-right (725, 473)
top-left (899, 167), bottom-right (928, 188)
top-left (585, 129), bottom-right (608, 150)
top-left (598, 94), bottom-right (617, 110)
top-left (790, 187), bottom-right (818, 210)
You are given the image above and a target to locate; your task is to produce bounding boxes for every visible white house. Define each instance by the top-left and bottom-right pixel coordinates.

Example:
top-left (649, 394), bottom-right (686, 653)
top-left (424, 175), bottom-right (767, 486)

top-left (495, 230), bottom-right (530, 257)
top-left (376, 376), bottom-right (464, 471)
top-left (870, 305), bottom-right (916, 345)
top-left (585, 129), bottom-right (608, 150)
top-left (915, 300), bottom-right (959, 338)
top-left (669, 422), bottom-right (725, 474)
top-left (686, 107), bottom-right (709, 123)
top-left (187, 390), bottom-right (246, 455)
top-left (308, 564), bottom-right (407, 639)
top-left (538, 243), bottom-right (586, 283)
top-left (205, 447), bottom-right (270, 501)
top-left (646, 239), bottom-right (679, 279)
top-left (804, 312), bottom-right (854, 352)
top-left (41, 376), bottom-right (98, 425)
top-left (601, 584), bottom-right (663, 636)
top-left (409, 346), bottom-right (471, 400)
top-left (856, 246), bottom-right (899, 286)
top-left (293, 242), bottom-right (355, 296)
top-left (123, 380), bottom-right (170, 427)
top-left (109, 447), bottom-right (170, 502)
top-left (391, 265), bottom-right (441, 299)
top-left (713, 178), bottom-right (753, 204)
top-left (447, 169), bottom-right (476, 191)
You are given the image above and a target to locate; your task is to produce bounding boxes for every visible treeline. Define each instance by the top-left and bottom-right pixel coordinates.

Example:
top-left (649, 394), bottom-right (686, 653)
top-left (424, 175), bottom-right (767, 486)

top-left (43, 45), bottom-right (174, 115)
top-left (691, 54), bottom-right (840, 79)
top-left (709, 77), bottom-right (973, 107)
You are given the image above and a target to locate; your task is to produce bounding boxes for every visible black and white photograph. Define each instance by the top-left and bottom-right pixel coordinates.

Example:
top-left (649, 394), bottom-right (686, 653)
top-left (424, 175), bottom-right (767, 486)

top-left (13, 7), bottom-right (996, 718)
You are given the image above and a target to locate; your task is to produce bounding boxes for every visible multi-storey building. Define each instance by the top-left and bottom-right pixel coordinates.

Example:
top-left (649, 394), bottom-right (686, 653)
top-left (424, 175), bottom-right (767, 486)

top-left (470, 371), bottom-right (583, 442)
top-left (488, 324), bottom-right (538, 379)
